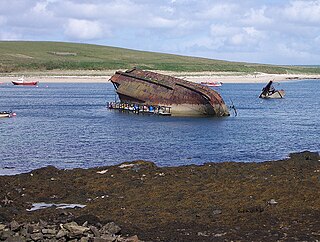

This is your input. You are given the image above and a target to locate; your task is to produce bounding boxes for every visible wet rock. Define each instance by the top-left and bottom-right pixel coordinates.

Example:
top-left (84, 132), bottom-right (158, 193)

top-left (238, 206), bottom-right (264, 213)
top-left (99, 234), bottom-right (117, 241)
top-left (0, 220), bottom-right (133, 241)
top-left (0, 223), bottom-right (6, 230)
top-left (42, 228), bottom-right (57, 238)
top-left (100, 222), bottom-right (121, 235)
top-left (63, 221), bottom-right (90, 237)
top-left (80, 237), bottom-right (90, 242)
top-left (90, 225), bottom-right (100, 237)
top-left (5, 235), bottom-right (25, 242)
top-left (197, 231), bottom-right (210, 237)
top-left (0, 230), bottom-right (14, 240)
top-left (212, 209), bottom-right (222, 215)
top-left (56, 229), bottom-right (68, 239)
top-left (74, 214), bottom-right (101, 226)
top-left (30, 232), bottom-right (43, 241)
top-left (125, 235), bottom-right (140, 242)
top-left (19, 226), bottom-right (28, 237)
top-left (27, 223), bottom-right (41, 233)
top-left (39, 219), bottom-right (48, 227)
top-left (9, 220), bottom-right (20, 231)
top-left (0, 151), bottom-right (318, 241)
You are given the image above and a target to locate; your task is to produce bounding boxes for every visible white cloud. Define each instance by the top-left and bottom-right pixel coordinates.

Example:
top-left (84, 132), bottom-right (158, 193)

top-left (283, 0), bottom-right (320, 24)
top-left (51, 0), bottom-right (140, 20)
top-left (32, 1), bottom-right (48, 14)
top-left (146, 17), bottom-right (179, 29)
top-left (64, 19), bottom-right (105, 40)
top-left (160, 6), bottom-right (175, 15)
top-left (276, 43), bottom-right (311, 59)
top-left (1, 0), bottom-right (320, 64)
top-left (199, 3), bottom-right (239, 20)
top-left (210, 24), bottom-right (238, 37)
top-left (315, 35), bottom-right (320, 45)
top-left (242, 7), bottom-right (273, 26)
top-left (210, 24), bottom-right (265, 52)
top-left (0, 16), bottom-right (6, 25)
top-left (229, 27), bottom-right (264, 47)
top-left (0, 31), bottom-right (21, 40)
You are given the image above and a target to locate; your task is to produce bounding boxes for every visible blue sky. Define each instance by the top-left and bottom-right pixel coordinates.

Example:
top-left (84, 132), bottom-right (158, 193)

top-left (1, 0), bottom-right (320, 65)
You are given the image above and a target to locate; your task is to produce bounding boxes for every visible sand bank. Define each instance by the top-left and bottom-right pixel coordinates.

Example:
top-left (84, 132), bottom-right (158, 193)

top-left (0, 71), bottom-right (320, 84)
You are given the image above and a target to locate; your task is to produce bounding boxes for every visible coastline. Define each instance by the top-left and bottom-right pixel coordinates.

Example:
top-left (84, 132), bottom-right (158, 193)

top-left (1, 70), bottom-right (319, 240)
top-left (1, 70), bottom-right (320, 84)
top-left (0, 151), bottom-right (319, 241)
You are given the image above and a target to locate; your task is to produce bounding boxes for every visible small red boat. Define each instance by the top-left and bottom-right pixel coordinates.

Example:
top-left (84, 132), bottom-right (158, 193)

top-left (200, 81), bottom-right (223, 87)
top-left (12, 77), bottom-right (38, 86)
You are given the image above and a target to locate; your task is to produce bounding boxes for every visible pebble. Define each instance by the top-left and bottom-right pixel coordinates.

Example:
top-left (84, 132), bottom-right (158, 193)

top-left (268, 199), bottom-right (278, 205)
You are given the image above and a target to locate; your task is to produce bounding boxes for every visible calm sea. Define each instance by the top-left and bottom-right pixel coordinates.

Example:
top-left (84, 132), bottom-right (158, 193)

top-left (0, 80), bottom-right (319, 175)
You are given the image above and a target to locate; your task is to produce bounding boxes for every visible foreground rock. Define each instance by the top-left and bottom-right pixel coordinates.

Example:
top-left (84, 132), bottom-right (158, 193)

top-left (0, 151), bottom-right (319, 241)
top-left (0, 220), bottom-right (140, 241)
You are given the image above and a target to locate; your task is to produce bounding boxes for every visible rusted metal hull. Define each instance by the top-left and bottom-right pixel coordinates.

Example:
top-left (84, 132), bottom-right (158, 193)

top-left (109, 68), bottom-right (229, 117)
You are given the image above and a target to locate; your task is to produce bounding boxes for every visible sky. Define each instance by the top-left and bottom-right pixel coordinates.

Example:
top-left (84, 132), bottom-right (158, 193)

top-left (1, 0), bottom-right (320, 65)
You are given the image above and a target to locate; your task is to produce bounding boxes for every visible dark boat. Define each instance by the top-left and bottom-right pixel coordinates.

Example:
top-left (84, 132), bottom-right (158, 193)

top-left (259, 80), bottom-right (285, 99)
top-left (109, 68), bottom-right (229, 117)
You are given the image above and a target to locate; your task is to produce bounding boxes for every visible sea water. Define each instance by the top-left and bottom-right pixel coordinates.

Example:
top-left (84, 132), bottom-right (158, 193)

top-left (0, 81), bottom-right (319, 175)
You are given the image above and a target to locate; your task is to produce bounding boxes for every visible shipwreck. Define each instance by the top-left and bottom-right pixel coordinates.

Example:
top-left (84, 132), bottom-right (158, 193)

top-left (259, 80), bottom-right (285, 99)
top-left (109, 68), bottom-right (229, 117)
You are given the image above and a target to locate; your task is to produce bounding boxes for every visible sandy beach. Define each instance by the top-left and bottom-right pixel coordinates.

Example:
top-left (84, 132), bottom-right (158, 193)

top-left (1, 70), bottom-right (320, 84)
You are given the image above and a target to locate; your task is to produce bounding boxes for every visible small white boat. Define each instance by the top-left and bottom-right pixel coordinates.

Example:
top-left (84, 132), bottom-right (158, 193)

top-left (0, 111), bottom-right (16, 118)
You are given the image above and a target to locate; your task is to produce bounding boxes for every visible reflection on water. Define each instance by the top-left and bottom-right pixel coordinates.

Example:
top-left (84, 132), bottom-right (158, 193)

top-left (0, 81), bottom-right (319, 174)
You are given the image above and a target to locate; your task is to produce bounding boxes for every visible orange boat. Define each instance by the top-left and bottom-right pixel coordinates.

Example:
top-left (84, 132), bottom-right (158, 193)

top-left (12, 77), bottom-right (38, 86)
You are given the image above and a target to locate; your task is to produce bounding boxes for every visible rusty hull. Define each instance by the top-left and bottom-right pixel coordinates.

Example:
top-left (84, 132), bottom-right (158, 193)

top-left (109, 68), bottom-right (229, 116)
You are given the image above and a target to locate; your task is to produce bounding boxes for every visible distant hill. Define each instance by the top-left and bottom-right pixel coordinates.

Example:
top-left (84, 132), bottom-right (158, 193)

top-left (1, 41), bottom-right (320, 74)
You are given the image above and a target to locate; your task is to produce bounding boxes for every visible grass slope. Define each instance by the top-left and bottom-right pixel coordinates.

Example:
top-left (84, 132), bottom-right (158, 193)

top-left (0, 41), bottom-right (320, 74)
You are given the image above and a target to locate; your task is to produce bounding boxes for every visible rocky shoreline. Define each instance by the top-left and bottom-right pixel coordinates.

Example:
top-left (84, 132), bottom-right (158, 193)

top-left (0, 220), bottom-right (139, 241)
top-left (0, 151), bottom-right (319, 241)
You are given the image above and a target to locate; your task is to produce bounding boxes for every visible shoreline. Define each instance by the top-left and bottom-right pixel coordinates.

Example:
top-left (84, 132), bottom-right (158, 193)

top-left (0, 151), bottom-right (319, 241)
top-left (1, 71), bottom-right (320, 84)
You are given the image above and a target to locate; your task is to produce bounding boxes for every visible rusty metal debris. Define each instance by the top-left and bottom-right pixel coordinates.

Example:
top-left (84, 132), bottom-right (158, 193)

top-left (109, 68), bottom-right (229, 116)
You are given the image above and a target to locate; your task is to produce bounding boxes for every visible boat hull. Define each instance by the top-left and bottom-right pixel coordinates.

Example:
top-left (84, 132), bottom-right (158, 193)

top-left (12, 81), bottom-right (38, 86)
top-left (0, 111), bottom-right (15, 118)
top-left (110, 69), bottom-right (229, 117)
top-left (259, 90), bottom-right (285, 99)
top-left (0, 114), bottom-right (10, 118)
top-left (168, 103), bottom-right (228, 116)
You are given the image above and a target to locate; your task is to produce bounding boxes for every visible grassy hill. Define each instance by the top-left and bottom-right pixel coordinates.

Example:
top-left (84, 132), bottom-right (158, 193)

top-left (1, 41), bottom-right (320, 74)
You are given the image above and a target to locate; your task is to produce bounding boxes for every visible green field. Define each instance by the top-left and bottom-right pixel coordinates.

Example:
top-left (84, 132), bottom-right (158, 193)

top-left (1, 41), bottom-right (320, 74)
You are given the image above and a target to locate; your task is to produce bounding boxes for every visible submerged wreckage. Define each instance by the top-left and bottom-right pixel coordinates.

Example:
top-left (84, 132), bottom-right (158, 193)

top-left (259, 80), bottom-right (285, 99)
top-left (109, 68), bottom-right (229, 117)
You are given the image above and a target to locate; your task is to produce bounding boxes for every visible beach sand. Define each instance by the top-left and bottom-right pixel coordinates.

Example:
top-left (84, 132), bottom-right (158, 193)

top-left (1, 70), bottom-right (320, 84)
